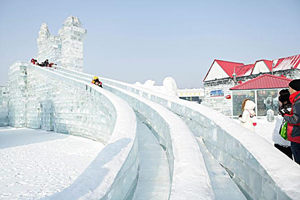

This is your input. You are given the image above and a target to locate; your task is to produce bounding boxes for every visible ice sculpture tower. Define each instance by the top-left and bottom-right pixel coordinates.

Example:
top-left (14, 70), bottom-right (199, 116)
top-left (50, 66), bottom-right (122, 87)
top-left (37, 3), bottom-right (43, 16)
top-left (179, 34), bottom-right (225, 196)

top-left (58, 16), bottom-right (86, 71)
top-left (36, 16), bottom-right (86, 71)
top-left (37, 23), bottom-right (61, 64)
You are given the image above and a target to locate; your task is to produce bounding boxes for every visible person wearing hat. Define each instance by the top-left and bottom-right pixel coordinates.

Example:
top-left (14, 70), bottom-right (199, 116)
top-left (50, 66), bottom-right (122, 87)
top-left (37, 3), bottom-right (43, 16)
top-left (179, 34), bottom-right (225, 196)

top-left (273, 89), bottom-right (292, 159)
top-left (283, 79), bottom-right (300, 164)
top-left (91, 76), bottom-right (103, 88)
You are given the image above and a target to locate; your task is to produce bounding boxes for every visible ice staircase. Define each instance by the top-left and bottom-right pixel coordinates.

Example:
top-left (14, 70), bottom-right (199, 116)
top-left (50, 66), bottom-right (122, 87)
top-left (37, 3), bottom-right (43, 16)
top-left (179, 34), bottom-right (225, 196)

top-left (5, 62), bottom-right (300, 200)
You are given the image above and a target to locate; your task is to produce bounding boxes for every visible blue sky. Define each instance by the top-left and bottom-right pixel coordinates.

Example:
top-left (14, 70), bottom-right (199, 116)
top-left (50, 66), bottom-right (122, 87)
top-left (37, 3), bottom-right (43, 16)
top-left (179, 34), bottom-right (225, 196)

top-left (0, 0), bottom-right (299, 88)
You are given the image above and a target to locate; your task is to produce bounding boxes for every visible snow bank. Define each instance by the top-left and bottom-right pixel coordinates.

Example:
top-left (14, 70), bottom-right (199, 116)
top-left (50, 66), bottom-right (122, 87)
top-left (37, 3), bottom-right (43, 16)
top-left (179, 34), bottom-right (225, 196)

top-left (0, 128), bottom-right (104, 200)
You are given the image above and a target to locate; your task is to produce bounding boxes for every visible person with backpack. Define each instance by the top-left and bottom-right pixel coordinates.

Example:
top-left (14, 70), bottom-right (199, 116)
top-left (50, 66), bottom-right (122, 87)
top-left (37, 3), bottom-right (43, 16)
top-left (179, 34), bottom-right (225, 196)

top-left (283, 79), bottom-right (300, 164)
top-left (273, 89), bottom-right (292, 159)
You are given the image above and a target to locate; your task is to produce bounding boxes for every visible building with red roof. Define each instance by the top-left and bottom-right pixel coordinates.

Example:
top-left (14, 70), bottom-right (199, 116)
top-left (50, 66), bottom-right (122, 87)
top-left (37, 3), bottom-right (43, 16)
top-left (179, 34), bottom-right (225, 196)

top-left (203, 59), bottom-right (244, 81)
top-left (202, 54), bottom-right (300, 116)
top-left (230, 74), bottom-right (292, 90)
top-left (229, 74), bottom-right (292, 116)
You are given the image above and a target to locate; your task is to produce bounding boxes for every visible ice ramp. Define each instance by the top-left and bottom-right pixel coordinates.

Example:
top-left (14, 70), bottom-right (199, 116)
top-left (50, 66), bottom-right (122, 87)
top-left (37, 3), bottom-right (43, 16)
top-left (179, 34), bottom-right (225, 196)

top-left (50, 65), bottom-right (218, 199)
top-left (6, 63), bottom-right (300, 200)
top-left (100, 73), bottom-right (300, 200)
top-left (53, 66), bottom-right (247, 199)
top-left (53, 66), bottom-right (300, 200)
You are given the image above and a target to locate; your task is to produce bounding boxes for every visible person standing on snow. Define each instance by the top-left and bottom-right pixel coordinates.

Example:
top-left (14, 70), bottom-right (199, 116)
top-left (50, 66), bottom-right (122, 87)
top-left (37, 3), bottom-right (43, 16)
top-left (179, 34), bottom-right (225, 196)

top-left (273, 89), bottom-right (292, 159)
top-left (283, 79), bottom-right (300, 164)
top-left (239, 99), bottom-right (257, 132)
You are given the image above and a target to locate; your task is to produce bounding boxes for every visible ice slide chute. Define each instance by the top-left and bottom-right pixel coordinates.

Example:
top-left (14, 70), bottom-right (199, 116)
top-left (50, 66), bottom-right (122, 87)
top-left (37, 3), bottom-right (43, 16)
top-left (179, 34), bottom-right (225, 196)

top-left (53, 65), bottom-right (300, 200)
top-left (6, 63), bottom-right (300, 199)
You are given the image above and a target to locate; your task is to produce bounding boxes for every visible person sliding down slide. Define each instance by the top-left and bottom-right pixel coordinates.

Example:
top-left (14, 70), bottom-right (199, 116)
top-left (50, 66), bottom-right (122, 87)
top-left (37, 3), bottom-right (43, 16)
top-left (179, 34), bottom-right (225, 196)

top-left (91, 76), bottom-right (103, 88)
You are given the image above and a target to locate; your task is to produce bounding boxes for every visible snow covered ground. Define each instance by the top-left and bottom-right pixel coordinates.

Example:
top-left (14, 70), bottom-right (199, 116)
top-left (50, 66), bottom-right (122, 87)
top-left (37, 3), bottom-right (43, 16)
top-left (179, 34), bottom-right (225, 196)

top-left (254, 117), bottom-right (276, 144)
top-left (0, 128), bottom-right (104, 200)
top-left (234, 117), bottom-right (276, 145)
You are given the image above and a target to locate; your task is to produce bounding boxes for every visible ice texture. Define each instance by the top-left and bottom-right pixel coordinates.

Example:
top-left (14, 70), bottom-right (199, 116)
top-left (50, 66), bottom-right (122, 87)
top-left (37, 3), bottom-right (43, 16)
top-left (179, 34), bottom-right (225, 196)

top-left (0, 86), bottom-right (8, 126)
top-left (37, 16), bottom-right (86, 72)
top-left (100, 76), bottom-right (300, 200)
top-left (7, 62), bottom-right (139, 200)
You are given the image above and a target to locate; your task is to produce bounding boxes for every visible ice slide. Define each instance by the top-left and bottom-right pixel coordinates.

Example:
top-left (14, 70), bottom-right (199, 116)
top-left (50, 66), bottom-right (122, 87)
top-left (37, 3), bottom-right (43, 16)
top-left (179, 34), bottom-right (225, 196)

top-left (4, 63), bottom-right (300, 199)
top-left (51, 66), bottom-right (246, 199)
top-left (52, 65), bottom-right (300, 200)
top-left (47, 65), bottom-right (217, 199)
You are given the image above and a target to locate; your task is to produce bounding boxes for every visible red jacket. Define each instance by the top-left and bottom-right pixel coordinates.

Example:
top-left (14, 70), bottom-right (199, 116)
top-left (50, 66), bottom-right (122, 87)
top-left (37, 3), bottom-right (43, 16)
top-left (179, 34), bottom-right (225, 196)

top-left (284, 91), bottom-right (300, 143)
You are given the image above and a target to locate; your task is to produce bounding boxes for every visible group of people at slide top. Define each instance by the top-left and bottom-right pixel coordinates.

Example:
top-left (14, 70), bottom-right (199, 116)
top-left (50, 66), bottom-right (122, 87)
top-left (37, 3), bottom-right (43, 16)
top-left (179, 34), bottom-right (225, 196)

top-left (239, 79), bottom-right (300, 165)
top-left (91, 76), bottom-right (103, 88)
top-left (31, 58), bottom-right (56, 68)
top-left (31, 58), bottom-right (103, 88)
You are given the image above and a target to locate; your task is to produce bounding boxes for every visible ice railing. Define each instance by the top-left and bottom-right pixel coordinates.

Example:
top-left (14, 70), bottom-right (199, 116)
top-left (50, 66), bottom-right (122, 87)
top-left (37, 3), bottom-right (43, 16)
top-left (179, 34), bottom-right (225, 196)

top-left (8, 62), bottom-right (139, 200)
top-left (104, 80), bottom-right (300, 200)
top-left (53, 66), bottom-right (300, 200)
top-left (52, 66), bottom-right (216, 199)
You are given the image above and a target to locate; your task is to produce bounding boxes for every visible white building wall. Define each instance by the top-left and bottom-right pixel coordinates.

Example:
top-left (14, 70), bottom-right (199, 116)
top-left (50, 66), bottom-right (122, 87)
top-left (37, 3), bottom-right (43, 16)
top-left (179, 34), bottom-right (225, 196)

top-left (204, 62), bottom-right (229, 81)
top-left (202, 81), bottom-right (234, 116)
top-left (252, 61), bottom-right (270, 74)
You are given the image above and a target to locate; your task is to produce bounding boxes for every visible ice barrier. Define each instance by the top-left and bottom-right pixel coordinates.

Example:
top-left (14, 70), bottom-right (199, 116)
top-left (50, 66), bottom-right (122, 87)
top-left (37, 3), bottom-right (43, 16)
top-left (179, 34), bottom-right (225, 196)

top-left (30, 66), bottom-right (300, 199)
top-left (101, 77), bottom-right (300, 200)
top-left (8, 62), bottom-right (139, 200)
top-left (54, 66), bottom-right (300, 200)
top-left (52, 67), bottom-right (215, 199)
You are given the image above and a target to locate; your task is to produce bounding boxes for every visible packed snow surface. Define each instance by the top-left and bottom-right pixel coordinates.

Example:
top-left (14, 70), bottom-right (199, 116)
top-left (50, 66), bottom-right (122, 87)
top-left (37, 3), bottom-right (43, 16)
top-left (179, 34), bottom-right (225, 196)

top-left (0, 128), bottom-right (104, 200)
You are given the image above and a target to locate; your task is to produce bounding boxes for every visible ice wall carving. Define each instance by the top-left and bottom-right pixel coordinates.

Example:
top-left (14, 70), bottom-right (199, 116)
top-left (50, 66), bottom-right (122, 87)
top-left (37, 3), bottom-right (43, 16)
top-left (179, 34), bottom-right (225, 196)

top-left (37, 16), bottom-right (86, 71)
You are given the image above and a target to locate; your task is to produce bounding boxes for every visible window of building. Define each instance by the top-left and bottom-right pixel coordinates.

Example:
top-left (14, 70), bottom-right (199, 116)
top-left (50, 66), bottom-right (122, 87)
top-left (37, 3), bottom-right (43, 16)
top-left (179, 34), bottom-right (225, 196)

top-left (232, 90), bottom-right (255, 116)
top-left (257, 89), bottom-right (279, 116)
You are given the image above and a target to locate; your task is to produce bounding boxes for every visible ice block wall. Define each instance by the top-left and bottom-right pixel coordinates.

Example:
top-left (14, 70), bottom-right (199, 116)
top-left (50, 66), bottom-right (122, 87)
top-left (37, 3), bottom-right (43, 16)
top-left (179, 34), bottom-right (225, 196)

top-left (8, 62), bottom-right (27, 127)
top-left (8, 62), bottom-right (116, 143)
top-left (0, 86), bottom-right (9, 126)
top-left (37, 16), bottom-right (86, 72)
top-left (100, 77), bottom-right (300, 200)
top-left (58, 16), bottom-right (86, 72)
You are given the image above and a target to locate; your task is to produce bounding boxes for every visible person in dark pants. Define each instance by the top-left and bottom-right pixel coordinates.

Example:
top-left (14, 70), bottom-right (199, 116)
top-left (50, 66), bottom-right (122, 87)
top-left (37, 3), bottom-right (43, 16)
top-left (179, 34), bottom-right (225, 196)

top-left (283, 79), bottom-right (300, 164)
top-left (273, 89), bottom-right (293, 159)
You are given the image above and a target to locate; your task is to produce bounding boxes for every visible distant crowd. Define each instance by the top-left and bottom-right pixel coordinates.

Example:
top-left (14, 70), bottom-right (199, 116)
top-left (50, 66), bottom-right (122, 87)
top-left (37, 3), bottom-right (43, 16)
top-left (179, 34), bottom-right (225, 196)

top-left (239, 79), bottom-right (300, 165)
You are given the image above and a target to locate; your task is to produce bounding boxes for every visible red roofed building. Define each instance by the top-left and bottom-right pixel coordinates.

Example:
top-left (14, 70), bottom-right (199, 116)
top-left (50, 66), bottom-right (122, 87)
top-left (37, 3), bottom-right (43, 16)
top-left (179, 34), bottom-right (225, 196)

top-left (202, 54), bottom-right (300, 116)
top-left (273, 54), bottom-right (300, 71)
top-left (230, 74), bottom-right (292, 90)
top-left (203, 60), bottom-right (244, 82)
